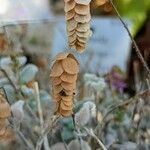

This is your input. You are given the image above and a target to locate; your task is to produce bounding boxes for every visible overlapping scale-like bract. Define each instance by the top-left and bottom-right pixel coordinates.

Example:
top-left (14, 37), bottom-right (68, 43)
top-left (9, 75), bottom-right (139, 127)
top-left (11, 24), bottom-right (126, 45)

top-left (64, 0), bottom-right (92, 52)
top-left (95, 0), bottom-right (112, 12)
top-left (50, 52), bottom-right (79, 117)
top-left (0, 94), bottom-right (11, 139)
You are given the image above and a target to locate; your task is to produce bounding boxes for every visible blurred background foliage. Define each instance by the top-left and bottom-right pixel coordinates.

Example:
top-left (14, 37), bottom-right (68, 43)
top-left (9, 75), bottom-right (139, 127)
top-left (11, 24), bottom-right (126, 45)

top-left (115, 0), bottom-right (150, 35)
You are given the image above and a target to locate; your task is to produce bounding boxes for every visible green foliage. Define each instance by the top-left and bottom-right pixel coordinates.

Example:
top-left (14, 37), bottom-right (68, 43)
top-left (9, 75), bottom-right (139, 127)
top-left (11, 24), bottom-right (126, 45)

top-left (115, 0), bottom-right (150, 35)
top-left (61, 117), bottom-right (75, 141)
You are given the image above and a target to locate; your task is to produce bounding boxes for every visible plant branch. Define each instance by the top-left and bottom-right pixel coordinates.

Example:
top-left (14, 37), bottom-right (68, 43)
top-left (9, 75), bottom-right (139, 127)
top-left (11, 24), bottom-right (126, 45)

top-left (108, 0), bottom-right (150, 79)
top-left (34, 82), bottom-right (50, 150)
top-left (0, 68), bottom-right (18, 93)
top-left (35, 115), bottom-right (59, 150)
top-left (83, 127), bottom-right (107, 150)
top-left (102, 89), bottom-right (149, 123)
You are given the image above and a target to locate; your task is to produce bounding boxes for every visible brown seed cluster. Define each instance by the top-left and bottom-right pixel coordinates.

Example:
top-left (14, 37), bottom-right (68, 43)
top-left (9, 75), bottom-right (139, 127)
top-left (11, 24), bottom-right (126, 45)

top-left (0, 93), bottom-right (11, 140)
top-left (64, 0), bottom-right (92, 53)
top-left (95, 0), bottom-right (112, 12)
top-left (50, 52), bottom-right (79, 117)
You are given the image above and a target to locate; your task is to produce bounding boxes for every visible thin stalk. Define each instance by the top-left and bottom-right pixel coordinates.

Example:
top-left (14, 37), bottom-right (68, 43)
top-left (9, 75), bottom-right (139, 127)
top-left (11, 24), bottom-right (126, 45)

top-left (108, 0), bottom-right (150, 79)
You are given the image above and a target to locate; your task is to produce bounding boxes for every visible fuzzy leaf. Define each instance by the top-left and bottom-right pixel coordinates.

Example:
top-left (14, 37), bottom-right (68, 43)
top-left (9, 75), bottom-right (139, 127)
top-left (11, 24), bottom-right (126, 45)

top-left (21, 85), bottom-right (34, 97)
top-left (19, 64), bottom-right (38, 83)
top-left (0, 56), bottom-right (27, 67)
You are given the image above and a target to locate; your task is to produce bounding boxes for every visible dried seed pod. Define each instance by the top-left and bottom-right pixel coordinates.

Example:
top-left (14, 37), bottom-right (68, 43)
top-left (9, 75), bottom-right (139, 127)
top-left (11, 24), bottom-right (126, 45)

top-left (0, 93), bottom-right (11, 139)
top-left (95, 0), bottom-right (108, 6)
top-left (95, 0), bottom-right (113, 12)
top-left (50, 52), bottom-right (79, 117)
top-left (0, 94), bottom-right (11, 119)
top-left (64, 0), bottom-right (92, 52)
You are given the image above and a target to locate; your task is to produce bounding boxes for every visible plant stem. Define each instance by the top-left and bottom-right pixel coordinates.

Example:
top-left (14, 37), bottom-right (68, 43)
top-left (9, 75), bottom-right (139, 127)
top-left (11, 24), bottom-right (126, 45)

top-left (84, 127), bottom-right (107, 150)
top-left (34, 82), bottom-right (50, 150)
top-left (108, 0), bottom-right (150, 79)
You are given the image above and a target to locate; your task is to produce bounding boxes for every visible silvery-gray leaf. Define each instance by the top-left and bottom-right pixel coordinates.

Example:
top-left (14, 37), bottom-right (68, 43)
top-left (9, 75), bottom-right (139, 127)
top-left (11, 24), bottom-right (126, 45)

top-left (19, 64), bottom-right (38, 83)
top-left (0, 57), bottom-right (12, 67)
top-left (40, 90), bottom-right (52, 102)
top-left (111, 142), bottom-right (137, 150)
top-left (3, 85), bottom-right (16, 104)
top-left (17, 56), bottom-right (27, 67)
top-left (21, 85), bottom-right (34, 97)
top-left (50, 143), bottom-right (66, 150)
top-left (0, 56), bottom-right (27, 67)
top-left (68, 139), bottom-right (91, 150)
top-left (0, 77), bottom-right (9, 86)
top-left (11, 100), bottom-right (25, 124)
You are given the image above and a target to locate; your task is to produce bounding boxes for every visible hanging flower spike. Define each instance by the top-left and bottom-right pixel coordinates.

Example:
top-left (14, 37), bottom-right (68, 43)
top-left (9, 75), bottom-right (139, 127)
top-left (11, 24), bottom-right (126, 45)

top-left (64, 0), bottom-right (92, 53)
top-left (50, 52), bottom-right (79, 117)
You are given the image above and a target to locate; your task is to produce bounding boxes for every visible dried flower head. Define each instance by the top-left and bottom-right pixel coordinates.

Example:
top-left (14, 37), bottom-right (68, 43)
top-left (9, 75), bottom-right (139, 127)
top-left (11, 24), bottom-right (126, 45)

top-left (64, 0), bottom-right (92, 52)
top-left (50, 52), bottom-right (79, 117)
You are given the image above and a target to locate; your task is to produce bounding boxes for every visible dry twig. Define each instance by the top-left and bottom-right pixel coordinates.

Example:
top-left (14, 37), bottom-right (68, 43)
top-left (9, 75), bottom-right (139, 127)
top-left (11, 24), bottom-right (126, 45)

top-left (83, 127), bottom-right (107, 150)
top-left (34, 82), bottom-right (50, 150)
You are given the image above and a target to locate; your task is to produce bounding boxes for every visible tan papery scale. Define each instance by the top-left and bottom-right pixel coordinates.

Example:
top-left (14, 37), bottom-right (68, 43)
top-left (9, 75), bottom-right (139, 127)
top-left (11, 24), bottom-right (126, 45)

top-left (0, 93), bottom-right (11, 139)
top-left (50, 52), bottom-right (79, 117)
top-left (64, 0), bottom-right (92, 52)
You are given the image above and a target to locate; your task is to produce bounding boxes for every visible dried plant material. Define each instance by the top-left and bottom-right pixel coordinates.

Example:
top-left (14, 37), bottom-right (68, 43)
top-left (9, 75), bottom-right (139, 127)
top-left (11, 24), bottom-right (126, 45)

top-left (64, 0), bottom-right (92, 52)
top-left (61, 82), bottom-right (76, 91)
top-left (60, 101), bottom-right (73, 110)
top-left (64, 0), bottom-right (76, 12)
top-left (50, 52), bottom-right (79, 117)
top-left (95, 0), bottom-right (113, 12)
top-left (0, 119), bottom-right (5, 128)
top-left (50, 61), bottom-right (64, 77)
top-left (67, 19), bottom-right (78, 31)
top-left (0, 33), bottom-right (8, 52)
top-left (65, 9), bottom-right (75, 20)
top-left (0, 95), bottom-right (11, 118)
top-left (52, 77), bottom-right (62, 85)
top-left (67, 29), bottom-right (76, 36)
top-left (0, 93), bottom-right (11, 139)
top-left (0, 126), bottom-right (6, 136)
top-left (61, 72), bottom-right (77, 83)
top-left (77, 22), bottom-right (90, 32)
top-left (55, 52), bottom-right (69, 60)
top-left (61, 95), bottom-right (73, 102)
top-left (75, 4), bottom-right (90, 15)
top-left (103, 1), bottom-right (112, 12)
top-left (62, 57), bottom-right (79, 74)
top-left (77, 37), bottom-right (87, 43)
top-left (95, 0), bottom-right (108, 6)
top-left (75, 0), bottom-right (91, 5)
top-left (0, 128), bottom-right (16, 144)
top-left (74, 14), bottom-right (91, 23)
top-left (68, 34), bottom-right (77, 43)
top-left (60, 108), bottom-right (72, 117)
